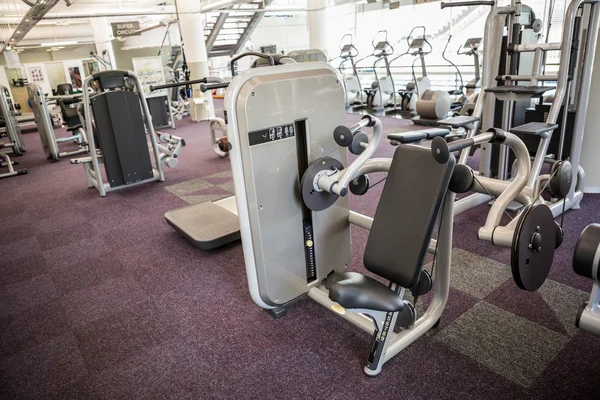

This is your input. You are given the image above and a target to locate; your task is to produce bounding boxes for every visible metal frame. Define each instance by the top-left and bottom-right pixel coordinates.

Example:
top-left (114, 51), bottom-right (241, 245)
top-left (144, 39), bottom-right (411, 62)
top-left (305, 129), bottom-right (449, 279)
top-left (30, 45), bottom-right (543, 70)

top-left (0, 151), bottom-right (27, 179)
top-left (0, 85), bottom-right (25, 156)
top-left (27, 83), bottom-right (88, 162)
top-left (579, 283), bottom-right (600, 336)
top-left (578, 240), bottom-right (600, 336)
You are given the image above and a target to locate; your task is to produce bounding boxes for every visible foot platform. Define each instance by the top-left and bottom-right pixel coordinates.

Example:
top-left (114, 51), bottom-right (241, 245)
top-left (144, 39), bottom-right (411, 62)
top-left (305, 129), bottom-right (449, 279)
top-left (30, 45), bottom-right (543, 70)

top-left (438, 115), bottom-right (480, 128)
top-left (485, 85), bottom-right (554, 101)
top-left (164, 198), bottom-right (240, 250)
top-left (510, 122), bottom-right (558, 138)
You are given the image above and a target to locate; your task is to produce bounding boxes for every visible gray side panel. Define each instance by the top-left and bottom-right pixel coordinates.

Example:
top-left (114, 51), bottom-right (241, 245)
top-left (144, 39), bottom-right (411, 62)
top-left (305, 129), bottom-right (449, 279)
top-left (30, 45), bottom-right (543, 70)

top-left (236, 70), bottom-right (350, 305)
top-left (147, 96), bottom-right (170, 129)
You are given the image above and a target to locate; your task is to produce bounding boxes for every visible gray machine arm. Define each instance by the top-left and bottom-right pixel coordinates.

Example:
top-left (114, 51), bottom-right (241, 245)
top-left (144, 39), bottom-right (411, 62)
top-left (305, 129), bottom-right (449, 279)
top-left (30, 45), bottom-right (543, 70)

top-left (431, 128), bottom-right (532, 247)
top-left (316, 116), bottom-right (382, 196)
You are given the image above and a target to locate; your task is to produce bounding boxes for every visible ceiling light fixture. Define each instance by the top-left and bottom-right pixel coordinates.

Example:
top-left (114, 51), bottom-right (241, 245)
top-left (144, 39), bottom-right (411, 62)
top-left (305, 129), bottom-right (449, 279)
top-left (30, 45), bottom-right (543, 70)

top-left (40, 41), bottom-right (78, 47)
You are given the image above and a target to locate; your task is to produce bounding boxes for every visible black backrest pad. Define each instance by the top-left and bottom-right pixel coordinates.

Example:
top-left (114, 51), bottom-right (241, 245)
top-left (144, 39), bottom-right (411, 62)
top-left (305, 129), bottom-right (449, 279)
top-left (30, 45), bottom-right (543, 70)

top-left (91, 91), bottom-right (153, 187)
top-left (364, 145), bottom-right (455, 288)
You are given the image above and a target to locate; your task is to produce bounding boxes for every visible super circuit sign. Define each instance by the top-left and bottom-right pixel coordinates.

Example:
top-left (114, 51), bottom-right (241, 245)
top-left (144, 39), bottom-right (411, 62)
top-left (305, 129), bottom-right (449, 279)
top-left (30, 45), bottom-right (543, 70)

top-left (111, 21), bottom-right (141, 37)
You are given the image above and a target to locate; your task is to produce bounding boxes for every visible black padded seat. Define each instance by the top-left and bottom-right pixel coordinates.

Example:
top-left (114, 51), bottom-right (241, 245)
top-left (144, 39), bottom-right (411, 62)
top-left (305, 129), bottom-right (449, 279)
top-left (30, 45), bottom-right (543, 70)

top-left (66, 124), bottom-right (83, 132)
top-left (438, 115), bottom-right (480, 128)
top-left (424, 128), bottom-right (452, 138)
top-left (388, 127), bottom-right (450, 144)
top-left (327, 272), bottom-right (404, 312)
top-left (510, 122), bottom-right (558, 137)
top-left (485, 85), bottom-right (554, 97)
top-left (328, 145), bottom-right (455, 311)
top-left (387, 130), bottom-right (427, 144)
top-left (412, 115), bottom-right (441, 127)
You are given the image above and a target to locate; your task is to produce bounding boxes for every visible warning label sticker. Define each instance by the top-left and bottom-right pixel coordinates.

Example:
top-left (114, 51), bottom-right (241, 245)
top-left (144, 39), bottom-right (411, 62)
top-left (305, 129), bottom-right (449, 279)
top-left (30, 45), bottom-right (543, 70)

top-left (248, 123), bottom-right (295, 146)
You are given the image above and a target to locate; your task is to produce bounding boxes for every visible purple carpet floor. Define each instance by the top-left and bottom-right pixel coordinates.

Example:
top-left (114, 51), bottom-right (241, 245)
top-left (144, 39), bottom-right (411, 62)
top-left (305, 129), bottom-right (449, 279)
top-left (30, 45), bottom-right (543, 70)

top-left (1, 103), bottom-right (599, 399)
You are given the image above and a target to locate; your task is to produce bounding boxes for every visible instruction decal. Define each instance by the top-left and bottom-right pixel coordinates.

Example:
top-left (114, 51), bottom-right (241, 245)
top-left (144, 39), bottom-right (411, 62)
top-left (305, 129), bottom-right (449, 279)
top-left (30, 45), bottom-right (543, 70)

top-left (249, 123), bottom-right (295, 146)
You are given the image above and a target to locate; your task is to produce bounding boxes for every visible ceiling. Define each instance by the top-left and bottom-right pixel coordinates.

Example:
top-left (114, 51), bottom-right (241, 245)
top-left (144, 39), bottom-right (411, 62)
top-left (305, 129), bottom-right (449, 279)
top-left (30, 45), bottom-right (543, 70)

top-left (0, 0), bottom-right (319, 52)
top-left (0, 1), bottom-right (191, 51)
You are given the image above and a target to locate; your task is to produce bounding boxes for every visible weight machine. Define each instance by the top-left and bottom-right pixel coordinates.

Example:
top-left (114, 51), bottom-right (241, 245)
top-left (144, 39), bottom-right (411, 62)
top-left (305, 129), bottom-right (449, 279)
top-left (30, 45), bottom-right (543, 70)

top-left (223, 58), bottom-right (559, 376)
top-left (27, 83), bottom-right (89, 162)
top-left (71, 70), bottom-right (184, 196)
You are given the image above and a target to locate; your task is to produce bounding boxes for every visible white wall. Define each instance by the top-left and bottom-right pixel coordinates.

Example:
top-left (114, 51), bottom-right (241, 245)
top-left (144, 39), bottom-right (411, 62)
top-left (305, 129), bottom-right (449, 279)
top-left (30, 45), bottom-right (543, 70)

top-left (45, 62), bottom-right (69, 91)
top-left (250, 14), bottom-right (310, 54)
top-left (0, 45), bottom-right (96, 66)
top-left (580, 35), bottom-right (600, 193)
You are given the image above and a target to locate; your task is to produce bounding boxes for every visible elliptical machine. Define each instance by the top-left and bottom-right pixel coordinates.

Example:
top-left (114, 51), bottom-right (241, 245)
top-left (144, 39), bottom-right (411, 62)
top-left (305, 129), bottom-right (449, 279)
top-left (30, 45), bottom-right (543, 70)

top-left (367, 31), bottom-right (399, 114)
top-left (332, 34), bottom-right (364, 110)
top-left (450, 37), bottom-right (483, 116)
top-left (390, 26), bottom-right (433, 115)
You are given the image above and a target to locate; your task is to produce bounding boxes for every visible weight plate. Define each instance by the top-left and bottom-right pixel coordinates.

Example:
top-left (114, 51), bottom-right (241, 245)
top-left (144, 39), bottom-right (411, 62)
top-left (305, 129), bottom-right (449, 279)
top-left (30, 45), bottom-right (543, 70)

top-left (394, 301), bottom-right (415, 330)
top-left (410, 269), bottom-right (433, 297)
top-left (449, 164), bottom-right (474, 194)
top-left (349, 174), bottom-right (370, 196)
top-left (350, 132), bottom-right (369, 155)
top-left (549, 161), bottom-right (572, 199)
top-left (511, 204), bottom-right (556, 291)
top-left (300, 156), bottom-right (343, 211)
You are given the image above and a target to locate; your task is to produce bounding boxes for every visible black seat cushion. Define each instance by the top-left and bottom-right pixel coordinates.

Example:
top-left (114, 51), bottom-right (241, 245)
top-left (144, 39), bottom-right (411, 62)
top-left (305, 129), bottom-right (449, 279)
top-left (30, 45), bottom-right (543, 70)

top-left (327, 272), bottom-right (404, 312)
top-left (66, 124), bottom-right (83, 132)
top-left (364, 144), bottom-right (455, 288)
top-left (387, 131), bottom-right (427, 144)
top-left (388, 128), bottom-right (450, 144)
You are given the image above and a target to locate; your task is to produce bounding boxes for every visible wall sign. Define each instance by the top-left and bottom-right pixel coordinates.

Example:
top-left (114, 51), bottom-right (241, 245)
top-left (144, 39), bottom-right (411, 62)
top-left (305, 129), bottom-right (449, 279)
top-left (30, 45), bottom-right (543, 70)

top-left (132, 56), bottom-right (167, 98)
top-left (4, 50), bottom-right (21, 68)
top-left (111, 21), bottom-right (140, 37)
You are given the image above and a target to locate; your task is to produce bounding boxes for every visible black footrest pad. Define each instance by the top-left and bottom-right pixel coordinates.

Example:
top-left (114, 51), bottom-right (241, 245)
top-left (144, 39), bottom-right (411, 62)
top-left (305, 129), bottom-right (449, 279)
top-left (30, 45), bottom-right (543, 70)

top-left (438, 115), bottom-right (480, 128)
top-left (485, 85), bottom-right (554, 96)
top-left (510, 122), bottom-right (558, 137)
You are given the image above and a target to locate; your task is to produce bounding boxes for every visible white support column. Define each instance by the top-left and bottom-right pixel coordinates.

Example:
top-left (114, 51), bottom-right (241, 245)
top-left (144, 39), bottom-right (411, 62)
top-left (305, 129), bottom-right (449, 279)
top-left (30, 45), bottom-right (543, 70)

top-left (177, 0), bottom-right (215, 120)
top-left (90, 17), bottom-right (116, 69)
top-left (307, 0), bottom-right (329, 57)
